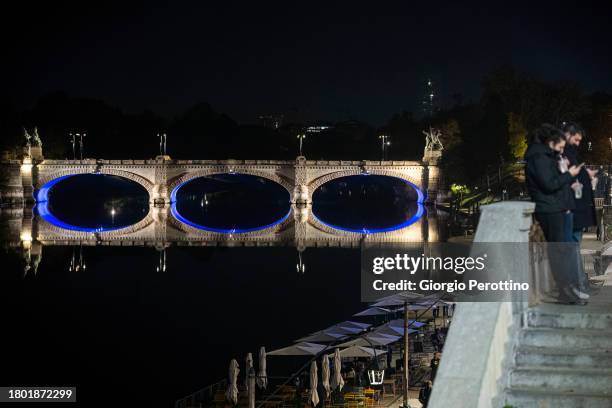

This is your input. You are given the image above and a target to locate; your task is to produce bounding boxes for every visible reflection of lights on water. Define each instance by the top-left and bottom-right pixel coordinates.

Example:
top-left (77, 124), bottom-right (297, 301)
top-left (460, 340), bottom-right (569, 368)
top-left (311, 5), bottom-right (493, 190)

top-left (296, 252), bottom-right (306, 274)
top-left (69, 246), bottom-right (86, 272)
top-left (170, 202), bottom-right (291, 234)
top-left (156, 249), bottom-right (167, 272)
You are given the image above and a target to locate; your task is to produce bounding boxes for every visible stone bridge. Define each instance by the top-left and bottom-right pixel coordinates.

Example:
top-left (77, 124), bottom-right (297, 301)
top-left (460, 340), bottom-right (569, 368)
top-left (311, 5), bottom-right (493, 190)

top-left (8, 156), bottom-right (440, 205)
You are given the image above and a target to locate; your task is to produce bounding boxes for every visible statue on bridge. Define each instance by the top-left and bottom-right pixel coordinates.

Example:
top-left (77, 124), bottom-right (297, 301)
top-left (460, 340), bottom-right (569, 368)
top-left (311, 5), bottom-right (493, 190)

top-left (422, 127), bottom-right (443, 164)
top-left (423, 127), bottom-right (444, 151)
top-left (32, 127), bottom-right (43, 148)
top-left (23, 128), bottom-right (32, 158)
top-left (22, 127), bottom-right (43, 160)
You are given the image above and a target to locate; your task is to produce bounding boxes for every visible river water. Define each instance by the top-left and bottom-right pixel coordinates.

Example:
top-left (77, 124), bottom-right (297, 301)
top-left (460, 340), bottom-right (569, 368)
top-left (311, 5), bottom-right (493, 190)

top-left (0, 174), bottom-right (448, 407)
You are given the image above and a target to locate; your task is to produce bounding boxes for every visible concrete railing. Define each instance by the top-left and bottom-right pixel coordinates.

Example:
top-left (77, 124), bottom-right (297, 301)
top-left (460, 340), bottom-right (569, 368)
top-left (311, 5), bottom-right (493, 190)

top-left (429, 201), bottom-right (534, 408)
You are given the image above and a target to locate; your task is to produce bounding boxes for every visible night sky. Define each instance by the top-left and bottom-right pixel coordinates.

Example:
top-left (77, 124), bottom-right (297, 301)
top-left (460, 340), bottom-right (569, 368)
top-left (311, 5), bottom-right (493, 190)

top-left (4, 1), bottom-right (612, 124)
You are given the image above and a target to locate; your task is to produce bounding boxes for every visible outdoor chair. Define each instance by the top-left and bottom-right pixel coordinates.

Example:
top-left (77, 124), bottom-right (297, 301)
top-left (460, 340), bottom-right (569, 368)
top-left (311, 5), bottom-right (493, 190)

top-left (381, 379), bottom-right (395, 397)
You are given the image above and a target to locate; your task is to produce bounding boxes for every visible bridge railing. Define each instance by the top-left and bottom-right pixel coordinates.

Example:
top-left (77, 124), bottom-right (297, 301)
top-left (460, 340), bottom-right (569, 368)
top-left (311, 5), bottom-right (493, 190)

top-left (36, 158), bottom-right (427, 166)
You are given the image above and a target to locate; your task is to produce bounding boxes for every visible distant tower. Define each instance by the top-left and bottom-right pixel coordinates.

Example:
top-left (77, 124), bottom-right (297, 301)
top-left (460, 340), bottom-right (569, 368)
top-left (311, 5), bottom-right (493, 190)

top-left (422, 78), bottom-right (437, 118)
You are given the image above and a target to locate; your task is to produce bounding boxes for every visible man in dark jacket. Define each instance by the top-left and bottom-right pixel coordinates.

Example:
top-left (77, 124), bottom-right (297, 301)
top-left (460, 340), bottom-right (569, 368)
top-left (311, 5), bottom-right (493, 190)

top-left (563, 122), bottom-right (598, 241)
top-left (524, 125), bottom-right (581, 241)
top-left (525, 124), bottom-right (586, 303)
top-left (563, 123), bottom-right (597, 293)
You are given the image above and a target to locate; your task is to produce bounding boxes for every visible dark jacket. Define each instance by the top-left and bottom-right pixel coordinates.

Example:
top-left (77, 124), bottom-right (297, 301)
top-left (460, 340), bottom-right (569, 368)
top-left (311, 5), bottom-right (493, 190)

top-left (564, 144), bottom-right (597, 229)
top-left (524, 143), bottom-right (574, 213)
top-left (419, 385), bottom-right (432, 406)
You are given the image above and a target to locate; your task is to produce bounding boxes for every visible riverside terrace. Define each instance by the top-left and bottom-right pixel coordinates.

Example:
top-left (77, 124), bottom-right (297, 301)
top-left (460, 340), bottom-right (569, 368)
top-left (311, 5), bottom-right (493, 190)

top-left (173, 202), bottom-right (612, 408)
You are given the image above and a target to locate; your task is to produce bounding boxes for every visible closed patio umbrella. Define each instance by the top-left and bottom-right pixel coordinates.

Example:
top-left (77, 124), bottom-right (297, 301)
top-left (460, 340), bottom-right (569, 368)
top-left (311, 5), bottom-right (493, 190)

top-left (245, 352), bottom-right (253, 390)
top-left (321, 354), bottom-right (330, 399)
top-left (308, 361), bottom-right (319, 406)
top-left (225, 359), bottom-right (239, 405)
top-left (330, 348), bottom-right (344, 392)
top-left (257, 346), bottom-right (268, 389)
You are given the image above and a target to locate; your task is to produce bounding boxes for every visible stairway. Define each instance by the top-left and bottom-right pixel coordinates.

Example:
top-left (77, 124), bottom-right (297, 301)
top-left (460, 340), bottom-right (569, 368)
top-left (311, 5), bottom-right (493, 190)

top-left (504, 287), bottom-right (612, 408)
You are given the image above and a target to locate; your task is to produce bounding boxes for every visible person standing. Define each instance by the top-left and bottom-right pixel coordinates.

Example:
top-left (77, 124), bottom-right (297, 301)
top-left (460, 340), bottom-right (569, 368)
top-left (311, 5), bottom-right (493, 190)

top-left (430, 352), bottom-right (441, 382)
top-left (419, 381), bottom-right (433, 408)
top-left (563, 122), bottom-right (597, 294)
top-left (562, 122), bottom-right (598, 242)
top-left (524, 124), bottom-right (587, 303)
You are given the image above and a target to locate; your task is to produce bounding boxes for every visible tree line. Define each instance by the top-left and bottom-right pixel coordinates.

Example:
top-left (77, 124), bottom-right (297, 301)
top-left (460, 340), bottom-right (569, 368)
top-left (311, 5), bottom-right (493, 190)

top-left (1, 66), bottom-right (611, 187)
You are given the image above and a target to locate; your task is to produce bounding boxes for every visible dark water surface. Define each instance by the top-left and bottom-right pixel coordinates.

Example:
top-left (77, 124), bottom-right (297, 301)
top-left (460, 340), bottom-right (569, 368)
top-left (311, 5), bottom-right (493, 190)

top-left (173, 174), bottom-right (291, 232)
top-left (42, 174), bottom-right (149, 231)
top-left (313, 175), bottom-right (423, 232)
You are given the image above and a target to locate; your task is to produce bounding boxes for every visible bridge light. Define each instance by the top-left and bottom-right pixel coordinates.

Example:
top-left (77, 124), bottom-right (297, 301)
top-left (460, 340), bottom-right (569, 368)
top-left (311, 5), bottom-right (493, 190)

top-left (20, 162), bottom-right (33, 174)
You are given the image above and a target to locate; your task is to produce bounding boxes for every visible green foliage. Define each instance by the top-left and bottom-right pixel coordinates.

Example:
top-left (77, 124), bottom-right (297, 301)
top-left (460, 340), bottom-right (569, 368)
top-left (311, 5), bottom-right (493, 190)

top-left (450, 183), bottom-right (470, 196)
top-left (507, 113), bottom-right (528, 160)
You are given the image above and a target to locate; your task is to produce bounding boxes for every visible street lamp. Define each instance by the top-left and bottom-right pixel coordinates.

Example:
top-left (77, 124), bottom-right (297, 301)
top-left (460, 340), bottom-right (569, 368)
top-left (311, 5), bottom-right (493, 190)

top-left (297, 133), bottom-right (306, 156)
top-left (379, 135), bottom-right (390, 160)
top-left (69, 132), bottom-right (77, 159)
top-left (78, 132), bottom-right (86, 160)
top-left (158, 132), bottom-right (167, 156)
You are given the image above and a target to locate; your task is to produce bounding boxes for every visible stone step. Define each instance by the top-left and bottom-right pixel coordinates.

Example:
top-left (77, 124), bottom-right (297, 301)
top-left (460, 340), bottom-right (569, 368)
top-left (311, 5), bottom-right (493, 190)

top-left (520, 328), bottom-right (612, 350)
top-left (527, 308), bottom-right (612, 330)
top-left (505, 387), bottom-right (612, 408)
top-left (509, 366), bottom-right (612, 396)
top-left (516, 346), bottom-right (612, 370)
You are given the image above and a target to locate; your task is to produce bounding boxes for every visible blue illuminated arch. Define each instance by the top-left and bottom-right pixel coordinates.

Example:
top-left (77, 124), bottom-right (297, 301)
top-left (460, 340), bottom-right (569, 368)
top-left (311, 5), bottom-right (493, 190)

top-left (169, 173), bottom-right (291, 234)
top-left (311, 173), bottom-right (426, 234)
top-left (35, 173), bottom-right (148, 233)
